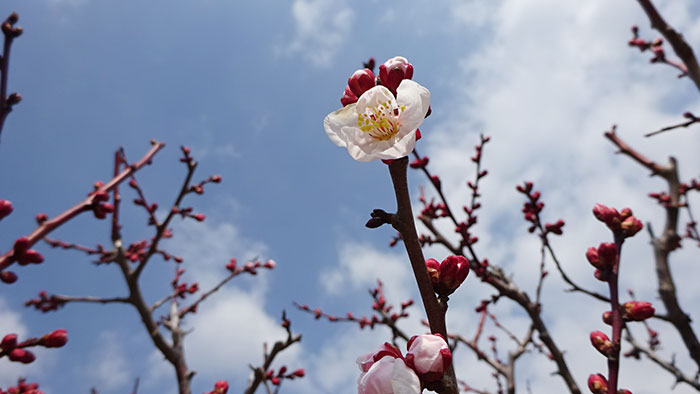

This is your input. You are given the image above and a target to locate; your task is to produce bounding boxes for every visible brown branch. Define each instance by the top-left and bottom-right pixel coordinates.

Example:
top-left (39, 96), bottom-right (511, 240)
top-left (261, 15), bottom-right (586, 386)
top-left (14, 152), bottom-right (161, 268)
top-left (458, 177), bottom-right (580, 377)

top-left (0, 12), bottom-right (21, 139)
top-left (0, 141), bottom-right (165, 271)
top-left (387, 157), bottom-right (458, 394)
top-left (244, 314), bottom-right (302, 394)
top-left (53, 295), bottom-right (130, 305)
top-left (133, 147), bottom-right (196, 279)
top-left (625, 328), bottom-right (700, 391)
top-left (636, 0), bottom-right (700, 92)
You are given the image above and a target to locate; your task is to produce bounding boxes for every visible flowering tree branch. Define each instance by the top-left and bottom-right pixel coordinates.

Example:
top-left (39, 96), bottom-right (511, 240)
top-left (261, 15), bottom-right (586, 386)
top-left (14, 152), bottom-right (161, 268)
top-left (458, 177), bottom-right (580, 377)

top-left (605, 126), bottom-right (700, 371)
top-left (636, 0), bottom-right (700, 92)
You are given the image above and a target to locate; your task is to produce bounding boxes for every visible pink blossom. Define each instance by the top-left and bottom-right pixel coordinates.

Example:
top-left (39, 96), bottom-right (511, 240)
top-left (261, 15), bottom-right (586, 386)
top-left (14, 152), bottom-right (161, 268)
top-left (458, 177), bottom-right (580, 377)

top-left (405, 334), bottom-right (452, 382)
top-left (357, 356), bottom-right (421, 394)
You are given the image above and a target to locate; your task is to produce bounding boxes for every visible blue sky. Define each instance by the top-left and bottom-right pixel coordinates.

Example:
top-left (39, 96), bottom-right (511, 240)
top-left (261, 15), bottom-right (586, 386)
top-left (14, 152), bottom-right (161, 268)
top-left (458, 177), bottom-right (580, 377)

top-left (0, 1), bottom-right (700, 393)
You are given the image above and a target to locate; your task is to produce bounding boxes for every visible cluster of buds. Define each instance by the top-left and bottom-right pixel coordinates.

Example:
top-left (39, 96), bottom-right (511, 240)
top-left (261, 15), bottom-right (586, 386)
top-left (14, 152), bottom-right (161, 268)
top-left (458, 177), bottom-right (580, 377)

top-left (357, 334), bottom-right (451, 394)
top-left (172, 268), bottom-right (199, 299)
top-left (25, 291), bottom-right (65, 312)
top-left (0, 329), bottom-right (68, 365)
top-left (88, 183), bottom-right (115, 220)
top-left (425, 256), bottom-right (470, 297)
top-left (204, 380), bottom-right (228, 394)
top-left (172, 206), bottom-right (206, 222)
top-left (0, 379), bottom-right (42, 394)
top-left (264, 366), bottom-right (306, 386)
top-left (592, 204), bottom-right (643, 239)
top-left (585, 242), bottom-right (617, 281)
top-left (11, 237), bottom-right (44, 266)
top-left (295, 280), bottom-right (413, 330)
top-left (188, 174), bottom-right (222, 195)
top-left (339, 56), bottom-right (415, 106)
top-left (516, 182), bottom-right (565, 236)
top-left (225, 258), bottom-right (276, 276)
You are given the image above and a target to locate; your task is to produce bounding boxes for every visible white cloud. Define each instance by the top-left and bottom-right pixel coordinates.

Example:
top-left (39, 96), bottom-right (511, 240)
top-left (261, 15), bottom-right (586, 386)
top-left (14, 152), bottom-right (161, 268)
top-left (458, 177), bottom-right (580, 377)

top-left (281, 0), bottom-right (354, 67)
top-left (321, 242), bottom-right (414, 303)
top-left (83, 331), bottom-right (132, 393)
top-left (185, 287), bottom-right (299, 385)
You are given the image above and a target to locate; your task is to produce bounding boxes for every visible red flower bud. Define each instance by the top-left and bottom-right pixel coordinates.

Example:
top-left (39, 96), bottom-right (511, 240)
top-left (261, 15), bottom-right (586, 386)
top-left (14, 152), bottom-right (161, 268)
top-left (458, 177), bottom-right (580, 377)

top-left (35, 213), bottom-right (48, 224)
top-left (588, 373), bottom-right (608, 394)
top-left (0, 271), bottom-right (18, 284)
top-left (620, 216), bottom-right (643, 237)
top-left (340, 86), bottom-right (358, 106)
top-left (8, 348), bottom-right (35, 364)
top-left (1, 334), bottom-right (18, 350)
top-left (226, 258), bottom-right (237, 272)
top-left (348, 69), bottom-right (376, 98)
top-left (589, 331), bottom-right (615, 358)
top-left (602, 311), bottom-right (612, 325)
top-left (194, 213), bottom-right (206, 222)
top-left (425, 256), bottom-right (469, 296)
top-left (0, 200), bottom-right (13, 221)
top-left (211, 175), bottom-right (222, 183)
top-left (622, 301), bottom-right (654, 321)
top-left (214, 380), bottom-right (228, 394)
top-left (41, 329), bottom-right (68, 348)
top-left (292, 368), bottom-right (305, 377)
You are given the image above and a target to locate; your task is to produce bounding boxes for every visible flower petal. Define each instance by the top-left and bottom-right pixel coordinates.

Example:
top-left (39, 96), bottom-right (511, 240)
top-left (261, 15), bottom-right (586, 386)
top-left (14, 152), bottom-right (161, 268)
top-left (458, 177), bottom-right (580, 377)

top-left (324, 104), bottom-right (358, 147)
top-left (396, 80), bottom-right (430, 134)
top-left (390, 358), bottom-right (422, 394)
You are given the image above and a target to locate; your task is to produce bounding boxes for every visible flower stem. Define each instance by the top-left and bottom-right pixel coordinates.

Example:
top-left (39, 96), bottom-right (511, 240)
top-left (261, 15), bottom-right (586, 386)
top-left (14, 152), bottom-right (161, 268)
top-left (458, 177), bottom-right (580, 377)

top-left (387, 157), bottom-right (458, 394)
top-left (607, 236), bottom-right (624, 393)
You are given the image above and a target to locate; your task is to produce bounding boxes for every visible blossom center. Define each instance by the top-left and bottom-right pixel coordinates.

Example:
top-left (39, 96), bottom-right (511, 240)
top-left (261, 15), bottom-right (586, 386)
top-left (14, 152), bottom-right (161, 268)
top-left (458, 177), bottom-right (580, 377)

top-left (357, 99), bottom-right (406, 141)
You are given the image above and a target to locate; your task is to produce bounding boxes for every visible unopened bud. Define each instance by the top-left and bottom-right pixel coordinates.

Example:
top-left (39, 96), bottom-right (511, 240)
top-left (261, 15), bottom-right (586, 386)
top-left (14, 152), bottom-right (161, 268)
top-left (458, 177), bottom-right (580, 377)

top-left (0, 271), bottom-right (17, 284)
top-left (348, 69), bottom-right (376, 97)
top-left (1, 334), bottom-right (17, 350)
top-left (214, 380), bottom-right (229, 394)
top-left (340, 86), bottom-right (358, 106)
top-left (378, 56), bottom-right (414, 94)
top-left (0, 199), bottom-right (13, 220)
top-left (590, 331), bottom-right (615, 358)
top-left (588, 373), bottom-right (608, 394)
top-left (41, 329), bottom-right (68, 348)
top-left (622, 301), bottom-right (654, 321)
top-left (8, 348), bottom-right (35, 364)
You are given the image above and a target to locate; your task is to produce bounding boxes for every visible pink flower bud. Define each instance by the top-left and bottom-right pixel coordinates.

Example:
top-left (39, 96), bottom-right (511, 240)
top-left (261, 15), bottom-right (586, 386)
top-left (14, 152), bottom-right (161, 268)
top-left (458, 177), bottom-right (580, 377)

top-left (35, 213), bottom-right (48, 224)
top-left (357, 343), bottom-right (403, 373)
top-left (592, 203), bottom-right (618, 225)
top-left (226, 258), bottom-right (237, 272)
top-left (263, 259), bottom-right (276, 269)
top-left (214, 380), bottom-right (229, 394)
top-left (292, 368), bottom-right (305, 377)
top-left (194, 213), bottom-right (206, 222)
top-left (379, 56), bottom-right (414, 94)
top-left (19, 250), bottom-right (44, 265)
top-left (618, 389), bottom-right (632, 394)
top-left (405, 334), bottom-right (452, 382)
top-left (622, 301), bottom-right (654, 321)
top-left (589, 331), bottom-right (614, 358)
top-left (341, 86), bottom-right (358, 106)
top-left (8, 348), bottom-right (35, 364)
top-left (1, 334), bottom-right (18, 350)
top-left (211, 175), bottom-right (222, 183)
top-left (41, 329), bottom-right (68, 348)
top-left (0, 200), bottom-right (13, 221)
top-left (588, 373), bottom-right (608, 394)
top-left (348, 69), bottom-right (376, 98)
top-left (357, 356), bottom-right (421, 394)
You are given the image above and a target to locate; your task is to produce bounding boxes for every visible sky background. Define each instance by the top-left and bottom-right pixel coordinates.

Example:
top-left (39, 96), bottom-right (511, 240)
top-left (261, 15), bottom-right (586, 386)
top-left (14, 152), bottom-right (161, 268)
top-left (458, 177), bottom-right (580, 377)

top-left (0, 0), bottom-right (699, 393)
